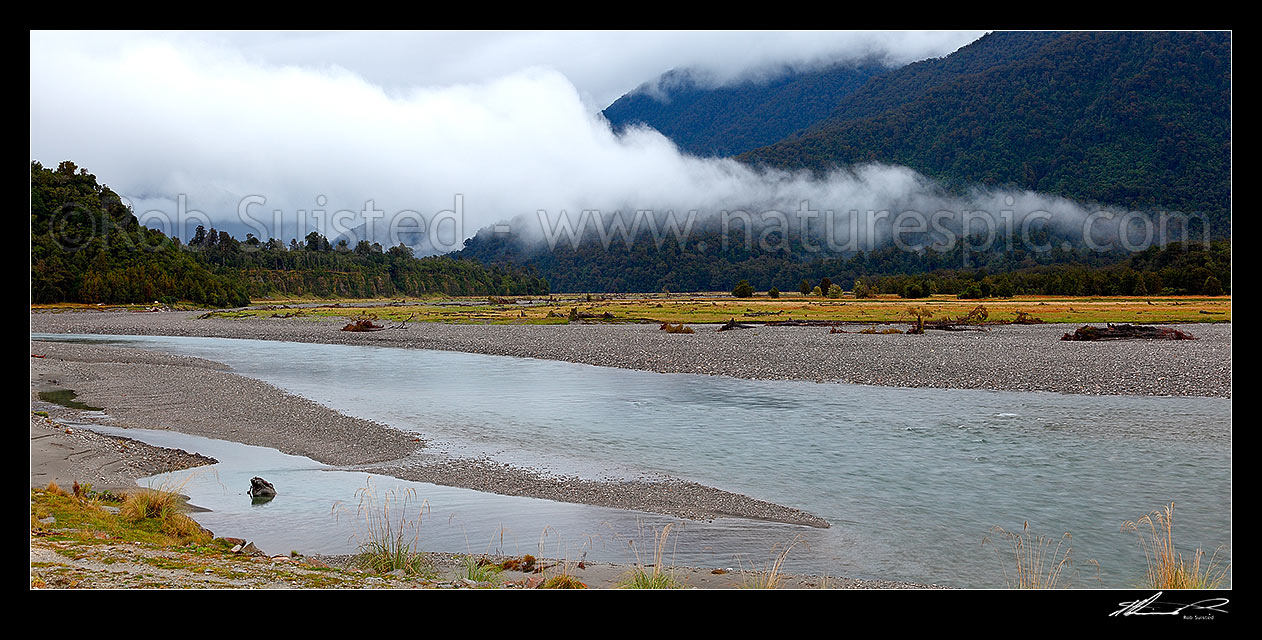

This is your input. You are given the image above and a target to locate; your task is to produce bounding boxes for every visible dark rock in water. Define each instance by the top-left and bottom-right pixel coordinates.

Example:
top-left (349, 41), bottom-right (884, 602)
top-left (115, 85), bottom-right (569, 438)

top-left (248, 476), bottom-right (277, 499)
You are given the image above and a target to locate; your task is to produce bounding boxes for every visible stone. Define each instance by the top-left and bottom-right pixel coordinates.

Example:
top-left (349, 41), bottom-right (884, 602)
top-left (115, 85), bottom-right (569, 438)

top-left (247, 476), bottom-right (276, 499)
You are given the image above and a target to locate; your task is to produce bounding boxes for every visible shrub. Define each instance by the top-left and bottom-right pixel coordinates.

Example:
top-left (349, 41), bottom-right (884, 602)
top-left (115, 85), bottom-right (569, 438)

top-left (853, 279), bottom-right (877, 299)
top-left (901, 282), bottom-right (928, 299)
top-left (768, 287), bottom-right (780, 298)
top-left (732, 280), bottom-right (754, 298)
top-left (827, 284), bottom-right (842, 299)
top-left (798, 280), bottom-right (811, 295)
top-left (810, 286), bottom-right (822, 296)
top-left (659, 322), bottom-right (694, 334)
top-left (957, 283), bottom-right (984, 299)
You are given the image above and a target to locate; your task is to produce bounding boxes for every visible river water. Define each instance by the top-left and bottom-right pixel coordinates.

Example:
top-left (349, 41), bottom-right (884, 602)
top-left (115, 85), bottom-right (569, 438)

top-left (34, 333), bottom-right (1232, 587)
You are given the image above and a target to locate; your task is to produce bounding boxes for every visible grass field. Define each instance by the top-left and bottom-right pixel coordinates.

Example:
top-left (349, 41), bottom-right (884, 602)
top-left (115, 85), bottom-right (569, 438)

top-left (148, 292), bottom-right (1235, 325)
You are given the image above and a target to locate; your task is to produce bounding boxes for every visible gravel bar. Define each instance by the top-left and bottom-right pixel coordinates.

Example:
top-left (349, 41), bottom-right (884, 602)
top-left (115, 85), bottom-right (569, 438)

top-left (32, 310), bottom-right (1232, 397)
top-left (29, 337), bottom-right (829, 528)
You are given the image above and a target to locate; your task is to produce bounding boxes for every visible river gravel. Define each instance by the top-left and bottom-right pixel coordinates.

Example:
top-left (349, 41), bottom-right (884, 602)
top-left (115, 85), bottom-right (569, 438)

top-left (32, 310), bottom-right (1232, 397)
top-left (29, 338), bottom-right (828, 527)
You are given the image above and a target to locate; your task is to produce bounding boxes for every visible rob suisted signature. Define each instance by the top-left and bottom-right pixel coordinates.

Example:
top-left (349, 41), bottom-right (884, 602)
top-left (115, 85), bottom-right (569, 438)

top-left (1110, 591), bottom-right (1229, 618)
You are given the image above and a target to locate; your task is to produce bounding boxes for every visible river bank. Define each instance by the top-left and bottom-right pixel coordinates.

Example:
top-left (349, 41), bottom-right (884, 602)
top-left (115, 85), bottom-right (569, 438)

top-left (30, 310), bottom-right (1231, 397)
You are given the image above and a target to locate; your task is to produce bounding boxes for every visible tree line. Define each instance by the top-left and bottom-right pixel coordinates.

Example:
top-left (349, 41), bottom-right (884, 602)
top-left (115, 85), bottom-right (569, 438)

top-left (31, 161), bottom-right (549, 306)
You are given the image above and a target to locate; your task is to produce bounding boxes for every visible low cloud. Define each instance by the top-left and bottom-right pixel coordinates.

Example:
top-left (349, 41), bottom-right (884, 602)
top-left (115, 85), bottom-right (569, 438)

top-left (31, 33), bottom-right (1162, 257)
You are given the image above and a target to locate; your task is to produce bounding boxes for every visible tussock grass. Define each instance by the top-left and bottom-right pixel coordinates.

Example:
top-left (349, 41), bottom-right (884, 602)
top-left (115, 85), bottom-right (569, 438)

top-left (462, 556), bottom-right (503, 583)
top-left (738, 535), bottom-right (803, 589)
top-left (982, 521), bottom-right (1089, 589)
top-left (33, 477), bottom-right (210, 547)
top-left (119, 475), bottom-right (211, 543)
top-left (620, 523), bottom-right (684, 589)
top-left (541, 574), bottom-right (588, 589)
top-left (334, 478), bottom-right (432, 576)
top-left (1122, 502), bottom-right (1230, 589)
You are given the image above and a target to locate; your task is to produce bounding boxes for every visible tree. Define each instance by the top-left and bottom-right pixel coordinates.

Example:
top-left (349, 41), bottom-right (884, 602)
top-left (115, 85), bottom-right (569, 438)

top-left (768, 287), bottom-right (780, 298)
top-left (819, 277), bottom-right (832, 296)
top-left (798, 279), bottom-right (811, 295)
top-left (1202, 275), bottom-right (1224, 296)
top-left (827, 284), bottom-right (842, 298)
top-left (732, 279), bottom-right (753, 298)
top-left (906, 305), bottom-right (934, 334)
top-left (387, 243), bottom-right (415, 259)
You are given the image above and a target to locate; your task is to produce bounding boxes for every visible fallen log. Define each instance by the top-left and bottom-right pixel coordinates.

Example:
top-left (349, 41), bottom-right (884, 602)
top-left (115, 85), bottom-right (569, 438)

top-left (1061, 324), bottom-right (1195, 341)
top-left (717, 317), bottom-right (755, 331)
top-left (341, 318), bottom-right (385, 332)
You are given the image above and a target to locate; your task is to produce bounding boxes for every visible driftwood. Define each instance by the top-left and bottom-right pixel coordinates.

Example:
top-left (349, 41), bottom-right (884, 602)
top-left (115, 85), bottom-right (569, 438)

top-left (717, 317), bottom-right (754, 331)
top-left (764, 319), bottom-right (840, 327)
top-left (341, 318), bottom-right (385, 332)
top-left (1061, 324), bottom-right (1195, 341)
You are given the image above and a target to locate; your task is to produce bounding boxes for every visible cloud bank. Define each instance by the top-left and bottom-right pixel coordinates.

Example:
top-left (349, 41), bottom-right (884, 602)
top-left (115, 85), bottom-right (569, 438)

top-left (31, 32), bottom-right (1144, 256)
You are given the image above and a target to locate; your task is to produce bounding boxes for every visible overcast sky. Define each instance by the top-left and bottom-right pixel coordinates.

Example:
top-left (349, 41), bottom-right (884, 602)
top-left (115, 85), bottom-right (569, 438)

top-left (31, 30), bottom-right (1038, 250)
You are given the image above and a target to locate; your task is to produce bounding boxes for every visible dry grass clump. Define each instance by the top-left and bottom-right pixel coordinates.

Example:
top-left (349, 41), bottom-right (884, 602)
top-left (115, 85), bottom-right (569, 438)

top-left (118, 476), bottom-right (211, 543)
top-left (659, 322), bottom-right (694, 334)
top-left (620, 523), bottom-right (685, 589)
top-left (738, 535), bottom-right (803, 589)
top-left (498, 554), bottom-right (537, 572)
top-left (334, 478), bottom-right (432, 576)
top-left (982, 521), bottom-right (1083, 588)
top-left (1122, 502), bottom-right (1230, 589)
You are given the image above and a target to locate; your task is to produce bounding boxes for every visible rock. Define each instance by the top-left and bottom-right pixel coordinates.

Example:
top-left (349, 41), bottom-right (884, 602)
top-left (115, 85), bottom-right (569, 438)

top-left (102, 506), bottom-right (120, 515)
top-left (39, 516), bottom-right (56, 525)
top-left (247, 476), bottom-right (276, 499)
top-left (218, 537), bottom-right (246, 546)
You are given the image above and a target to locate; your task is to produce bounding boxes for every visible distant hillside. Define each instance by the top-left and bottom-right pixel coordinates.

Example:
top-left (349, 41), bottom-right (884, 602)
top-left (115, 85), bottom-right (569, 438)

top-left (740, 31), bottom-right (1231, 234)
top-left (455, 215), bottom-right (1229, 296)
top-left (601, 60), bottom-right (889, 157)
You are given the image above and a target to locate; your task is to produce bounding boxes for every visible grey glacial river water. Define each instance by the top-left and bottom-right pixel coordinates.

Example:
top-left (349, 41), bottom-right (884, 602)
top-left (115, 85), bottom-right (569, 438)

top-left (35, 333), bottom-right (1231, 588)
